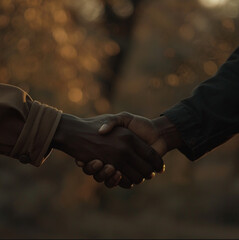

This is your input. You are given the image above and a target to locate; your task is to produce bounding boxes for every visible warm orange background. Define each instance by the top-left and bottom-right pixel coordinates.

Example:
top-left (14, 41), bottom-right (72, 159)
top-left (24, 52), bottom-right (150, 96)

top-left (0, 0), bottom-right (239, 238)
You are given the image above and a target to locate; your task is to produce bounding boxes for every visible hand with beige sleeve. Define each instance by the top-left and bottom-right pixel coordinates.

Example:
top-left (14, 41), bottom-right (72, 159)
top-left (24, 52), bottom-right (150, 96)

top-left (78, 112), bottom-right (183, 188)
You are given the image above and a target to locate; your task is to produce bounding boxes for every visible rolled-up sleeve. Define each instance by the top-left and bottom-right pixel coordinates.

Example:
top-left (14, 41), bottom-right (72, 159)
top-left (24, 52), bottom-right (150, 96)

top-left (0, 84), bottom-right (62, 167)
top-left (163, 46), bottom-right (239, 161)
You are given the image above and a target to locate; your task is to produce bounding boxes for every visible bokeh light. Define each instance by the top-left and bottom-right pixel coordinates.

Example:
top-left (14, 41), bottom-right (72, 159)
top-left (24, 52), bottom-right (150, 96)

top-left (0, 0), bottom-right (239, 239)
top-left (199, 0), bottom-right (229, 8)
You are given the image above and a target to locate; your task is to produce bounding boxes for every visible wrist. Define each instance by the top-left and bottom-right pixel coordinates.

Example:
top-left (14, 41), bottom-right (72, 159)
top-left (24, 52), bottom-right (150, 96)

top-left (51, 113), bottom-right (82, 151)
top-left (152, 116), bottom-right (183, 151)
top-left (51, 113), bottom-right (67, 150)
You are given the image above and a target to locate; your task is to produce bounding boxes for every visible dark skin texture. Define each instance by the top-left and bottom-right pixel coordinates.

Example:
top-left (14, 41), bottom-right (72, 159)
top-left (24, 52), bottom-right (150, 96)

top-left (82, 112), bottom-right (183, 187)
top-left (52, 113), bottom-right (165, 189)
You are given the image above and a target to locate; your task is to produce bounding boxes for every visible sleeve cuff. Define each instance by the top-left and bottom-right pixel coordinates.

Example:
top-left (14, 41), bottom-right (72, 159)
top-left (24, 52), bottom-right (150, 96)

top-left (163, 103), bottom-right (205, 161)
top-left (10, 101), bottom-right (62, 167)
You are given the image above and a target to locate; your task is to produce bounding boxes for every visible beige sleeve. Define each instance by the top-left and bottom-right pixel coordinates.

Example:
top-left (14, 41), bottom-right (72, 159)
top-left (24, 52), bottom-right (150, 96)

top-left (0, 83), bottom-right (62, 167)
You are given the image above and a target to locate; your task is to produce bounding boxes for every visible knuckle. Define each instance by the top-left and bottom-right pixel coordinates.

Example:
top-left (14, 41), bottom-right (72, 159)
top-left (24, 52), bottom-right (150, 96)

top-left (105, 163), bottom-right (113, 169)
top-left (118, 112), bottom-right (133, 126)
top-left (99, 114), bottom-right (116, 126)
top-left (119, 111), bottom-right (131, 118)
top-left (104, 166), bottom-right (115, 177)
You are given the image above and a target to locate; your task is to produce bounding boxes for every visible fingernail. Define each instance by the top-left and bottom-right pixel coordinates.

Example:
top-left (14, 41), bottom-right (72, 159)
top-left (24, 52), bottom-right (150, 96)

top-left (92, 161), bottom-right (102, 170)
top-left (99, 124), bottom-right (108, 132)
top-left (151, 172), bottom-right (156, 178)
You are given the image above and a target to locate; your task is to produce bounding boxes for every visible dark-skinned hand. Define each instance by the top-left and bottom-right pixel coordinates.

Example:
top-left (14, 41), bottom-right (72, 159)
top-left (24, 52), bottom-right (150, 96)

top-left (81, 112), bottom-right (183, 187)
top-left (51, 113), bottom-right (164, 189)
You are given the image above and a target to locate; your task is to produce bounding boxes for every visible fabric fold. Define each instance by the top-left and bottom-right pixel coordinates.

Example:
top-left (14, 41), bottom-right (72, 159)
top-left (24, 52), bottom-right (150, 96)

top-left (10, 101), bottom-right (62, 166)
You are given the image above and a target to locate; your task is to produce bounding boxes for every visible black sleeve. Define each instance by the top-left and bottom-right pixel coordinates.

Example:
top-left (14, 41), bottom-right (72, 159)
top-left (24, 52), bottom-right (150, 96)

top-left (163, 46), bottom-right (239, 161)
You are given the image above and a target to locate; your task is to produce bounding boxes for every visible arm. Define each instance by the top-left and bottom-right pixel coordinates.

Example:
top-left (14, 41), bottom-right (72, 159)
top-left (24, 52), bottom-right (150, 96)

top-left (0, 84), bottom-right (164, 188)
top-left (51, 113), bottom-right (164, 188)
top-left (0, 83), bottom-right (61, 166)
top-left (85, 46), bottom-right (239, 169)
top-left (163, 46), bottom-right (239, 160)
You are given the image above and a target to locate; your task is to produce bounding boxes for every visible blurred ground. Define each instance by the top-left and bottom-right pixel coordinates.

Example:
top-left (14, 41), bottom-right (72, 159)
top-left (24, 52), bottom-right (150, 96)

top-left (0, 0), bottom-right (239, 238)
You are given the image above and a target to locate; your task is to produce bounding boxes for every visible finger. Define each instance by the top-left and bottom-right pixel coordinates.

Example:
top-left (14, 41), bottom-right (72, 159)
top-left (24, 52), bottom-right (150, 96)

top-left (93, 164), bottom-right (116, 183)
top-left (147, 149), bottom-right (164, 173)
top-left (84, 159), bottom-right (105, 174)
top-left (119, 162), bottom-right (144, 185)
top-left (75, 159), bottom-right (85, 167)
top-left (98, 123), bottom-right (115, 135)
top-left (82, 160), bottom-right (104, 175)
top-left (104, 171), bottom-right (122, 188)
top-left (127, 151), bottom-right (154, 180)
top-left (118, 174), bottom-right (134, 189)
top-left (98, 112), bottom-right (133, 135)
top-left (133, 139), bottom-right (165, 173)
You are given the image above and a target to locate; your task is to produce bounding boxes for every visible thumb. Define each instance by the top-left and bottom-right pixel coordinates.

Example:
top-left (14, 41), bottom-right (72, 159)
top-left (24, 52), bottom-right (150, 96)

top-left (99, 122), bottom-right (116, 135)
top-left (98, 112), bottom-right (133, 135)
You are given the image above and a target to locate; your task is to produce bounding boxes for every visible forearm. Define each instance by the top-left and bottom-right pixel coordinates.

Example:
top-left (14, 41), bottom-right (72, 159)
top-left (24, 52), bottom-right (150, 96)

top-left (163, 46), bottom-right (239, 160)
top-left (0, 84), bottom-right (30, 155)
top-left (0, 84), bottom-right (62, 166)
top-left (51, 113), bottom-right (88, 154)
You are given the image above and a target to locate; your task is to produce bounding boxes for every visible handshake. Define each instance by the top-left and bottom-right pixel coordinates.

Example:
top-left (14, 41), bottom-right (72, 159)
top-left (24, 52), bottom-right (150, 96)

top-left (52, 112), bottom-right (183, 189)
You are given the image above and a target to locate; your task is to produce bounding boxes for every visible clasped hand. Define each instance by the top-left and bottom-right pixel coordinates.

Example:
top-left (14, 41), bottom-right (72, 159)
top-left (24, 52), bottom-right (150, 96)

top-left (52, 112), bottom-right (181, 189)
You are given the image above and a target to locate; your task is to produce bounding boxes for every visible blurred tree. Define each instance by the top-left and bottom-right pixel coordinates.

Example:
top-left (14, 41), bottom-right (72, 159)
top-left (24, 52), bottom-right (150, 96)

top-left (98, 0), bottom-right (142, 100)
top-left (0, 0), bottom-right (239, 238)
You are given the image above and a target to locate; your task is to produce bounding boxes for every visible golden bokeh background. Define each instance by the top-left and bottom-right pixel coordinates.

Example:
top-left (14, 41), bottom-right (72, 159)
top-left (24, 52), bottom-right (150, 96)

top-left (0, 0), bottom-right (239, 238)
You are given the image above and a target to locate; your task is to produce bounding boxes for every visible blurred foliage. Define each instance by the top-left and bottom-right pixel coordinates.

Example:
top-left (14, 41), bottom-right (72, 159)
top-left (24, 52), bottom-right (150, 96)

top-left (0, 0), bottom-right (239, 238)
top-left (0, 0), bottom-right (136, 115)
